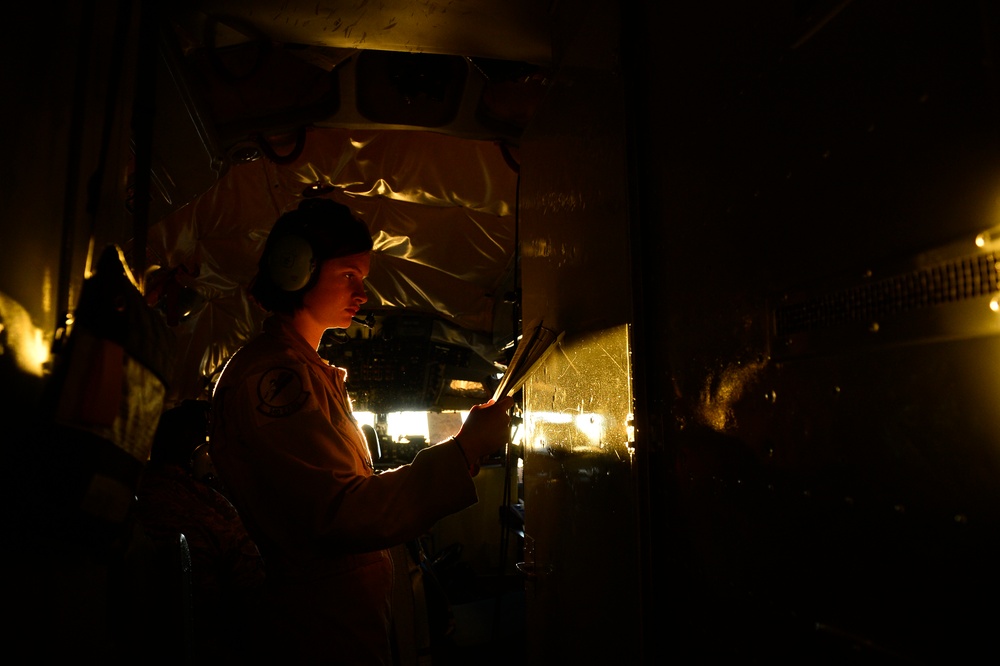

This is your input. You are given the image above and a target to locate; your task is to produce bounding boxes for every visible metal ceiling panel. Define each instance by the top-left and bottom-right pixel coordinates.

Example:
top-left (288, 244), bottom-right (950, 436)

top-left (172, 0), bottom-right (554, 64)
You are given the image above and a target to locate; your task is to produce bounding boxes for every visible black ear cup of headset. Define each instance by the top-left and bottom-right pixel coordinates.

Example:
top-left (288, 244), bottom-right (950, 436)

top-left (266, 234), bottom-right (316, 292)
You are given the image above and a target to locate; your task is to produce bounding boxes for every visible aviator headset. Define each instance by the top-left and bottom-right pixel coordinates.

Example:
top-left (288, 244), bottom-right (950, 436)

top-left (262, 199), bottom-right (373, 293)
top-left (266, 233), bottom-right (317, 292)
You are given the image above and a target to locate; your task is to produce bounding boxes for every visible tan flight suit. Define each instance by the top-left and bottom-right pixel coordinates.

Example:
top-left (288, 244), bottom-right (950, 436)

top-left (211, 314), bottom-right (476, 664)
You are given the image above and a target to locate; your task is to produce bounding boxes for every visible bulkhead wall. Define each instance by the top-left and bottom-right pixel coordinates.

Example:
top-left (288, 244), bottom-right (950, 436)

top-left (631, 1), bottom-right (1000, 663)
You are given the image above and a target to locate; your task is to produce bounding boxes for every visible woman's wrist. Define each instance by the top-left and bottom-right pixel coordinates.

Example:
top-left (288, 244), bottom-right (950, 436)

top-left (451, 435), bottom-right (480, 477)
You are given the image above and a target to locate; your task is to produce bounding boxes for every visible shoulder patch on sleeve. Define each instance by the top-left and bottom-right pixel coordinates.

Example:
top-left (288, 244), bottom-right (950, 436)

top-left (255, 366), bottom-right (310, 417)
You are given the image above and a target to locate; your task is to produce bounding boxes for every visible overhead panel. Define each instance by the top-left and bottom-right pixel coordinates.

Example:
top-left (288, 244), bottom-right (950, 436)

top-left (176, 0), bottom-right (554, 64)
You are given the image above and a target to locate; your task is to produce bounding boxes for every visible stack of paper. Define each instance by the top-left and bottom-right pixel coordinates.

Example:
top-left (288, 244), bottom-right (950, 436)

top-left (492, 320), bottom-right (564, 401)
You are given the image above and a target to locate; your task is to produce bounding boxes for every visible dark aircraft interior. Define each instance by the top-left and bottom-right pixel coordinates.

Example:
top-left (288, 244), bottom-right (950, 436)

top-left (5, 1), bottom-right (1000, 664)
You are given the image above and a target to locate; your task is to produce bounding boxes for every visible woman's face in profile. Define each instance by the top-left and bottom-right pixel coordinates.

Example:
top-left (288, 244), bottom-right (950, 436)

top-left (301, 251), bottom-right (371, 330)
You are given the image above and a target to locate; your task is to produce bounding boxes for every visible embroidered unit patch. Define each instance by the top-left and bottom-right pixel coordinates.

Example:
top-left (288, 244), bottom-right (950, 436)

top-left (256, 367), bottom-right (310, 417)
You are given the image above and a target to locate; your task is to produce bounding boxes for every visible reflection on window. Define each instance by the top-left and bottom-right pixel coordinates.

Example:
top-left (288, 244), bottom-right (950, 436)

top-left (525, 411), bottom-right (608, 450)
top-left (523, 324), bottom-right (631, 457)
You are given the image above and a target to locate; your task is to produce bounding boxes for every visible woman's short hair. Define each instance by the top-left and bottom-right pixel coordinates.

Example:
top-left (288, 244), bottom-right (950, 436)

top-left (249, 199), bottom-right (373, 314)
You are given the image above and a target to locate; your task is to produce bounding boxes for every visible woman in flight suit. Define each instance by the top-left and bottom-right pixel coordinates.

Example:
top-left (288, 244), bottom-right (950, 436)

top-left (210, 199), bottom-right (514, 664)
